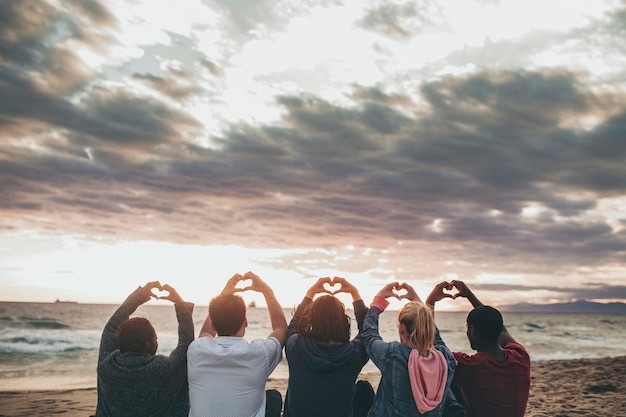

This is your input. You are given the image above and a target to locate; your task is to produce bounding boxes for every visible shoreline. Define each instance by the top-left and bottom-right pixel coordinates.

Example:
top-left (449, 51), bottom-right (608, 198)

top-left (1, 356), bottom-right (625, 416)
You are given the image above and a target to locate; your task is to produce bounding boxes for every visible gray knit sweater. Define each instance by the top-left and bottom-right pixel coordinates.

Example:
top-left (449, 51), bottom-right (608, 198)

top-left (95, 286), bottom-right (194, 417)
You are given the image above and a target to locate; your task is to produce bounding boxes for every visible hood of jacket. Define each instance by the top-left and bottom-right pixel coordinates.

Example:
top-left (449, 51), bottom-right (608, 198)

top-left (287, 334), bottom-right (360, 371)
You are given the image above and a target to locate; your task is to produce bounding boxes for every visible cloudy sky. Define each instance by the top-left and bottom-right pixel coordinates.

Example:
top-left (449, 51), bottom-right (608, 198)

top-left (1, 0), bottom-right (625, 308)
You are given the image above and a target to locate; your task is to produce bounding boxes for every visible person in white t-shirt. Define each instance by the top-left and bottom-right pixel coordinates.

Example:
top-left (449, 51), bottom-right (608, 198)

top-left (187, 271), bottom-right (288, 417)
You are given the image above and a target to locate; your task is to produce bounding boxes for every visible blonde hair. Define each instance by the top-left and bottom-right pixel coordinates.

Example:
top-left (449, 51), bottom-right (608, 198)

top-left (398, 301), bottom-right (435, 356)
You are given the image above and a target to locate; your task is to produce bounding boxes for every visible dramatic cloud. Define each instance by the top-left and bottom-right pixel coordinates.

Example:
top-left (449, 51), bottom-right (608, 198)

top-left (1, 0), bottom-right (625, 304)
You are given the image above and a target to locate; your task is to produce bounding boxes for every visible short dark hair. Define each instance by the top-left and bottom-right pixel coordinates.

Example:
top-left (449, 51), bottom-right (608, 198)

top-left (116, 317), bottom-right (156, 354)
top-left (209, 293), bottom-right (246, 336)
top-left (297, 295), bottom-right (350, 343)
top-left (467, 305), bottom-right (503, 343)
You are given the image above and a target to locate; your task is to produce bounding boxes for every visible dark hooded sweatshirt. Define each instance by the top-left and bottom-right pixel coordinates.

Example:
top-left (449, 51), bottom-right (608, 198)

top-left (284, 297), bottom-right (369, 417)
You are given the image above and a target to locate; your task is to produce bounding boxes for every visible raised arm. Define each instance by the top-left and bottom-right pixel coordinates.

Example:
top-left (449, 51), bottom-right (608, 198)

top-left (242, 271), bottom-right (288, 346)
top-left (98, 281), bottom-right (160, 363)
top-left (331, 277), bottom-right (366, 332)
top-left (425, 281), bottom-right (455, 316)
top-left (304, 276), bottom-right (333, 300)
top-left (362, 282), bottom-right (402, 369)
top-left (198, 273), bottom-right (244, 338)
top-left (158, 284), bottom-right (195, 360)
top-left (452, 280), bottom-right (516, 346)
top-left (288, 277), bottom-right (332, 338)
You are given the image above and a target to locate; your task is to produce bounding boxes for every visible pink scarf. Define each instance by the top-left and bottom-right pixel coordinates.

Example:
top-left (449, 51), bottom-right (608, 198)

top-left (408, 348), bottom-right (448, 414)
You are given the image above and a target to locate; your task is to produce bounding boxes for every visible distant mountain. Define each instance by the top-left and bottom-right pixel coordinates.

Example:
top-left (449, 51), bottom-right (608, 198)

top-left (499, 300), bottom-right (626, 314)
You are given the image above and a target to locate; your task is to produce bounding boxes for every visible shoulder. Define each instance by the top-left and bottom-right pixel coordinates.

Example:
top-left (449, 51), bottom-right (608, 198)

top-left (188, 336), bottom-right (215, 351)
top-left (252, 337), bottom-right (282, 352)
top-left (435, 344), bottom-right (455, 362)
top-left (453, 350), bottom-right (472, 362)
top-left (503, 341), bottom-right (531, 363)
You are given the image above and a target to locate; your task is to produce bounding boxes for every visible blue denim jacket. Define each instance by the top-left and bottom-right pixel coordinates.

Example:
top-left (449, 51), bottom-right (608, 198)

top-left (362, 307), bottom-right (456, 417)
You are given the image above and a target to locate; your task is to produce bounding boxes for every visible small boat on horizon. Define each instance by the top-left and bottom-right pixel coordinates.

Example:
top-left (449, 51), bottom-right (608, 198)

top-left (54, 299), bottom-right (78, 304)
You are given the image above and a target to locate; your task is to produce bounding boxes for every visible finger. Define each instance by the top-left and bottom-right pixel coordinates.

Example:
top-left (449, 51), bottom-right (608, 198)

top-left (244, 271), bottom-right (260, 281)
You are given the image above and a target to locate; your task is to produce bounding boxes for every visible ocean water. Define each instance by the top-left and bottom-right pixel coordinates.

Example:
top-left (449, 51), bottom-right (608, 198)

top-left (1, 301), bottom-right (625, 390)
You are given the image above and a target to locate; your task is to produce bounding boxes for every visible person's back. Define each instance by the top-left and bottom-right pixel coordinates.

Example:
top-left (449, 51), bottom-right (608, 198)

top-left (95, 282), bottom-right (194, 417)
top-left (187, 272), bottom-right (288, 417)
top-left (453, 340), bottom-right (530, 417)
top-left (284, 277), bottom-right (372, 417)
top-left (188, 335), bottom-right (282, 416)
top-left (363, 282), bottom-right (456, 417)
top-left (427, 280), bottom-right (531, 417)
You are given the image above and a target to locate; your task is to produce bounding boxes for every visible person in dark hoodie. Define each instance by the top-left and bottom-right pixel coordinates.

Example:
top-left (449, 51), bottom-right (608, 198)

top-left (362, 282), bottom-right (455, 417)
top-left (95, 281), bottom-right (194, 417)
top-left (284, 277), bottom-right (374, 417)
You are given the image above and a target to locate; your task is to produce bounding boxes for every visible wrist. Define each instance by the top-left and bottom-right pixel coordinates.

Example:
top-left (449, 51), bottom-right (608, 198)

top-left (370, 296), bottom-right (389, 312)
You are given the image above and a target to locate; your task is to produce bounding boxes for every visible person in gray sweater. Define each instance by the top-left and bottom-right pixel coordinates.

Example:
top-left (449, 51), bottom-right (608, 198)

top-left (95, 281), bottom-right (194, 417)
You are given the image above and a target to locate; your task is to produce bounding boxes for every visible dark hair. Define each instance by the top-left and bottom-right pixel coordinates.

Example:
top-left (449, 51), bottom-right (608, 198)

top-left (467, 305), bottom-right (503, 343)
top-left (297, 295), bottom-right (350, 343)
top-left (116, 317), bottom-right (156, 354)
top-left (209, 293), bottom-right (246, 336)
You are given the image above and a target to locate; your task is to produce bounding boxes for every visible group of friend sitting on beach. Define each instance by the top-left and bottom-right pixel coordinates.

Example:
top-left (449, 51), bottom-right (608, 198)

top-left (93, 272), bottom-right (531, 417)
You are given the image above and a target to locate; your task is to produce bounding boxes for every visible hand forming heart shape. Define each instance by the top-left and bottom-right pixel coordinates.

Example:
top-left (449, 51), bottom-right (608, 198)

top-left (235, 278), bottom-right (253, 290)
top-left (323, 281), bottom-right (342, 294)
top-left (391, 284), bottom-right (409, 299)
top-left (150, 287), bottom-right (170, 300)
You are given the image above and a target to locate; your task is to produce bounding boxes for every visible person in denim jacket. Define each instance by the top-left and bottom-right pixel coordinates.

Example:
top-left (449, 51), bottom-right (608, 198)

top-left (362, 282), bottom-right (456, 417)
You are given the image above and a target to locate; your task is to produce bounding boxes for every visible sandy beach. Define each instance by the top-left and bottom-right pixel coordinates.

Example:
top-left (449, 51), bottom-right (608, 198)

top-left (0, 356), bottom-right (624, 416)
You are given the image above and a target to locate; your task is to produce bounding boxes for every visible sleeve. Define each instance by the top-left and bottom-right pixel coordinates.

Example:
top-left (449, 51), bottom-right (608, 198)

top-left (353, 300), bottom-right (368, 334)
top-left (351, 300), bottom-right (370, 366)
top-left (288, 297), bottom-right (312, 339)
top-left (434, 327), bottom-right (447, 349)
top-left (361, 306), bottom-right (392, 372)
top-left (166, 301), bottom-right (195, 366)
top-left (286, 297), bottom-right (312, 359)
top-left (264, 337), bottom-right (284, 375)
top-left (97, 286), bottom-right (151, 364)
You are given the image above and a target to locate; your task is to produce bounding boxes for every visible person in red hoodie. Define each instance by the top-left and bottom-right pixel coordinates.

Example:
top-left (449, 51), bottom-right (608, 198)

top-left (427, 280), bottom-right (531, 417)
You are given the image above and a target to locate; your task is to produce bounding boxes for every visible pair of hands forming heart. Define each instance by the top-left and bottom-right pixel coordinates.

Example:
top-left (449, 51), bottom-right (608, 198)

top-left (425, 280), bottom-right (470, 305)
top-left (143, 281), bottom-right (184, 304)
top-left (222, 271), bottom-right (270, 295)
top-left (306, 277), bottom-right (360, 299)
top-left (377, 282), bottom-right (420, 302)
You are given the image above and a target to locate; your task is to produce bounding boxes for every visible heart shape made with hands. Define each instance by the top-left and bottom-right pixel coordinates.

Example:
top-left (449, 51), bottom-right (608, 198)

top-left (391, 285), bottom-right (409, 299)
top-left (323, 281), bottom-right (342, 294)
top-left (442, 282), bottom-right (462, 299)
top-left (150, 287), bottom-right (171, 300)
top-left (234, 278), bottom-right (252, 290)
top-left (444, 288), bottom-right (462, 299)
